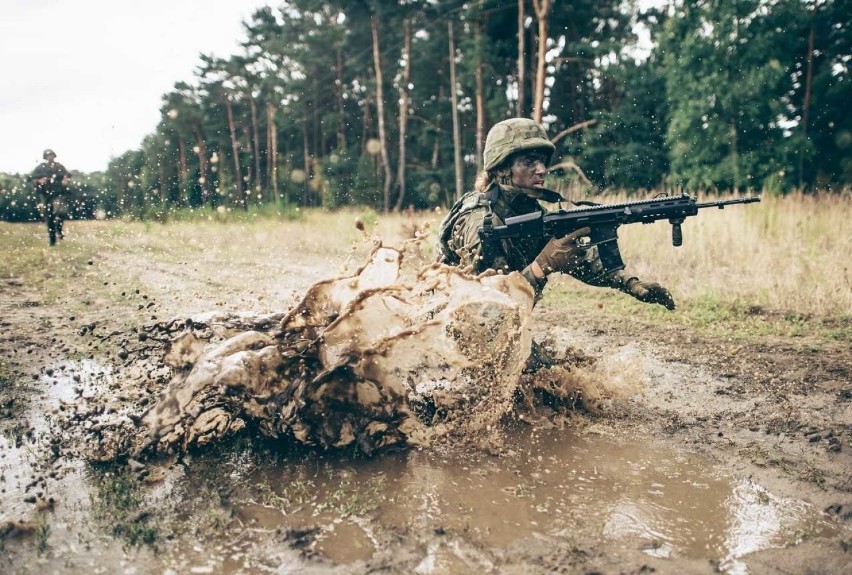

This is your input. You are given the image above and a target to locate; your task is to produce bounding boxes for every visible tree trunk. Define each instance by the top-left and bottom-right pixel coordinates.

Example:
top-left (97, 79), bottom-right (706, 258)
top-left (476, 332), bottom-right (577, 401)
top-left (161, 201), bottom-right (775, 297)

top-left (241, 127), bottom-right (253, 195)
top-left (449, 21), bottom-right (464, 201)
top-left (266, 102), bottom-right (280, 204)
top-left (475, 5), bottom-right (486, 173)
top-left (394, 19), bottom-right (412, 212)
top-left (432, 83), bottom-right (444, 170)
top-left (799, 5), bottom-right (817, 189)
top-left (265, 107), bottom-right (271, 190)
top-left (177, 137), bottom-right (188, 206)
top-left (370, 12), bottom-right (393, 213)
top-left (516, 0), bottom-right (526, 117)
top-left (157, 157), bottom-right (166, 205)
top-left (312, 74), bottom-right (320, 160)
top-left (531, 0), bottom-right (552, 123)
top-left (336, 49), bottom-right (347, 150)
top-left (225, 97), bottom-right (246, 210)
top-left (730, 122), bottom-right (740, 192)
top-left (192, 123), bottom-right (209, 205)
top-left (281, 140), bottom-right (290, 207)
top-left (303, 103), bottom-right (311, 206)
top-left (361, 91), bottom-right (372, 156)
top-left (249, 94), bottom-right (261, 201)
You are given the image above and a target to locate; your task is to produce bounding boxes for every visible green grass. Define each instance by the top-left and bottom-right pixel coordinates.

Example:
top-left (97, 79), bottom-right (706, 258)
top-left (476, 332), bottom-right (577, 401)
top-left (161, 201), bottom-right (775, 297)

top-left (34, 518), bottom-right (50, 556)
top-left (155, 202), bottom-right (308, 224)
top-left (90, 464), bottom-right (158, 548)
top-left (543, 279), bottom-right (851, 347)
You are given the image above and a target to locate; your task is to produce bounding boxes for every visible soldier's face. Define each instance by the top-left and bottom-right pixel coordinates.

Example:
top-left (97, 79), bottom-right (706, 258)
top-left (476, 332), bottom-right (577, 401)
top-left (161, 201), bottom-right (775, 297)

top-left (509, 152), bottom-right (547, 189)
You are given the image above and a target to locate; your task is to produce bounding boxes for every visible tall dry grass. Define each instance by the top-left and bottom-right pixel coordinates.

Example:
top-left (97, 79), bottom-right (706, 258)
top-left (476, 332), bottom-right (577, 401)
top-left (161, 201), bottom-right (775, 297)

top-left (341, 193), bottom-right (852, 318)
top-left (2, 194), bottom-right (848, 320)
top-left (605, 191), bottom-right (852, 317)
top-left (106, 194), bottom-right (852, 318)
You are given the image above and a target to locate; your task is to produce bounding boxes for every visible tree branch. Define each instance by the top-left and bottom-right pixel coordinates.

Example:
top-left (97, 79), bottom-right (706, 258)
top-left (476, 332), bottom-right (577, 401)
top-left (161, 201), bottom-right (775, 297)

top-left (550, 119), bottom-right (597, 145)
top-left (547, 160), bottom-right (593, 187)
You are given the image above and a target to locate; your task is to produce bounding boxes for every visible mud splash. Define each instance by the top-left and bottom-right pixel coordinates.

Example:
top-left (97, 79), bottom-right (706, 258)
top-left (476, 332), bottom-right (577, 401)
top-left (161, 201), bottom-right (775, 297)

top-left (67, 242), bottom-right (537, 461)
top-left (4, 330), bottom-right (842, 574)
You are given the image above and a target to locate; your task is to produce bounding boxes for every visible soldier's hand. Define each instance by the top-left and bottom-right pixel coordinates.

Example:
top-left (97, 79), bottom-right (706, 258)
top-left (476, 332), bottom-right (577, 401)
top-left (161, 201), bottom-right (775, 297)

top-left (625, 278), bottom-right (676, 310)
top-left (534, 227), bottom-right (591, 275)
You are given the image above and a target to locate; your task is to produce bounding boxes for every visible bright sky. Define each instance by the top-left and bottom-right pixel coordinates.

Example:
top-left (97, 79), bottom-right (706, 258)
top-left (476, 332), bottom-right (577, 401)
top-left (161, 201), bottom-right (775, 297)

top-left (0, 0), bottom-right (270, 174)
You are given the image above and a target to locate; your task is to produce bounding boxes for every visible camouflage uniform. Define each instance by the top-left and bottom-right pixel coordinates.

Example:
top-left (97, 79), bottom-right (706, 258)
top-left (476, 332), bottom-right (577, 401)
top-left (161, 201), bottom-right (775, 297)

top-left (436, 118), bottom-right (674, 312)
top-left (436, 183), bottom-right (633, 299)
top-left (29, 152), bottom-right (70, 245)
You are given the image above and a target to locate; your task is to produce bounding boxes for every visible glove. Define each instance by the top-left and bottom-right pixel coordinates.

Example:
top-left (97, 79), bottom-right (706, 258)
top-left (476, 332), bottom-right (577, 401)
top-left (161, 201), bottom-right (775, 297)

top-left (534, 226), bottom-right (591, 275)
top-left (624, 277), bottom-right (676, 310)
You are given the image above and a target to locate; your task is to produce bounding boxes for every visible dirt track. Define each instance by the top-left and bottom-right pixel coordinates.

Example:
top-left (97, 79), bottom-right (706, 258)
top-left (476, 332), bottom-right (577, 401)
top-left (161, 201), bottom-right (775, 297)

top-left (1, 219), bottom-right (850, 574)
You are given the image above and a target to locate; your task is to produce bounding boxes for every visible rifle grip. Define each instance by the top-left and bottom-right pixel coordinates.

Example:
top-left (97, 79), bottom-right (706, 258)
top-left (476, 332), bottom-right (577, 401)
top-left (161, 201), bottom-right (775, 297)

top-left (672, 222), bottom-right (683, 246)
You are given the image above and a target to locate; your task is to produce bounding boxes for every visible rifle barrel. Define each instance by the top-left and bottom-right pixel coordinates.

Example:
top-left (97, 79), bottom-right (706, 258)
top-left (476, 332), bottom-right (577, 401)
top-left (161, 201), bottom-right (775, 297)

top-left (695, 196), bottom-right (761, 209)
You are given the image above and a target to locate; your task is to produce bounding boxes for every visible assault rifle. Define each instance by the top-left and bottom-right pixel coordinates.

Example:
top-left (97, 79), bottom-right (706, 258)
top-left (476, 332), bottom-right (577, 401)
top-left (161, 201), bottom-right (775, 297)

top-left (478, 192), bottom-right (761, 275)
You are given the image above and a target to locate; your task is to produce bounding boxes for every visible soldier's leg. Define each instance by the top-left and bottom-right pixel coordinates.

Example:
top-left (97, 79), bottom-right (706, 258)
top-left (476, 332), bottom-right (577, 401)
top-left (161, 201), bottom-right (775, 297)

top-left (55, 203), bottom-right (64, 240)
top-left (46, 202), bottom-right (57, 246)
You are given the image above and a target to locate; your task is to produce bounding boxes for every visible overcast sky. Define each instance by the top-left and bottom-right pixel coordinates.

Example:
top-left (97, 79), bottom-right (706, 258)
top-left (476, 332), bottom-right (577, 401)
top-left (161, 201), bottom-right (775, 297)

top-left (0, 0), bottom-right (270, 174)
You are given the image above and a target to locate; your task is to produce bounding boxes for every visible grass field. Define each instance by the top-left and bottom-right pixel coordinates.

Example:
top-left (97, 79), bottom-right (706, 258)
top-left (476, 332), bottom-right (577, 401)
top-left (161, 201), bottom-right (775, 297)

top-left (542, 191), bottom-right (852, 343)
top-left (2, 191), bottom-right (850, 342)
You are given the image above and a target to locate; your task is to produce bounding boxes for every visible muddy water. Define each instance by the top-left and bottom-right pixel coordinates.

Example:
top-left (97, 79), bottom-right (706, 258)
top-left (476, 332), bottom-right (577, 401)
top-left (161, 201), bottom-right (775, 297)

top-left (2, 356), bottom-right (841, 575)
top-left (228, 430), bottom-right (836, 574)
top-left (1, 360), bottom-right (109, 516)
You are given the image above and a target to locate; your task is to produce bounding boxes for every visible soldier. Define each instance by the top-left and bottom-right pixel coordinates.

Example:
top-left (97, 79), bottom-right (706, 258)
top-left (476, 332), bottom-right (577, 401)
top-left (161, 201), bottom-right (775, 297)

top-left (436, 117), bottom-right (675, 309)
top-left (28, 149), bottom-right (72, 246)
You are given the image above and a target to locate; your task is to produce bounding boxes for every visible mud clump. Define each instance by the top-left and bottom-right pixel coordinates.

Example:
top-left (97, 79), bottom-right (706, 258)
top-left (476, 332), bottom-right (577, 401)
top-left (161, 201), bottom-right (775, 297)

top-left (67, 243), bottom-right (539, 461)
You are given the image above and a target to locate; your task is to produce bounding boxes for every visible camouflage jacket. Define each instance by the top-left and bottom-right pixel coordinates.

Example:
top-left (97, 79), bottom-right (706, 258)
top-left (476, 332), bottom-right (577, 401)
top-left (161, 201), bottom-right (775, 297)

top-left (29, 161), bottom-right (70, 200)
top-left (436, 184), bottom-right (629, 298)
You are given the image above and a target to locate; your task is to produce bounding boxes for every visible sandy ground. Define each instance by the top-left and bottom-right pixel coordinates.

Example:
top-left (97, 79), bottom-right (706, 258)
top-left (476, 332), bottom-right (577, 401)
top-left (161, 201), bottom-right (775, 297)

top-left (0, 219), bottom-right (850, 574)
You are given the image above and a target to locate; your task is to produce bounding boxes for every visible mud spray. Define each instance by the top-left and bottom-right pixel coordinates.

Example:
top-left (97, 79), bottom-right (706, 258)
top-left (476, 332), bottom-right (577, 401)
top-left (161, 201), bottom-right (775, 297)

top-left (60, 233), bottom-right (638, 463)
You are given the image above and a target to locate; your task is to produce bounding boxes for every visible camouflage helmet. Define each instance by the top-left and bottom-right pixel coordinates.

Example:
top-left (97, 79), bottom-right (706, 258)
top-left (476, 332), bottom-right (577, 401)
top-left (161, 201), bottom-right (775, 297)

top-left (483, 118), bottom-right (555, 171)
top-left (43, 149), bottom-right (56, 159)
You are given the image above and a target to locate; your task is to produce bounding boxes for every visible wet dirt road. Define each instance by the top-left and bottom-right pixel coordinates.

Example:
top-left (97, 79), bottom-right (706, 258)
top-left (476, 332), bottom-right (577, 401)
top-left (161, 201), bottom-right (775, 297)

top-left (1, 219), bottom-right (850, 574)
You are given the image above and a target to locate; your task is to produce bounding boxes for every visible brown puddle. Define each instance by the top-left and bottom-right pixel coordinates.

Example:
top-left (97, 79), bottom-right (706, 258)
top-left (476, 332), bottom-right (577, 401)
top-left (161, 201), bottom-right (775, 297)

top-left (226, 429), bottom-right (837, 573)
top-left (0, 357), bottom-right (842, 574)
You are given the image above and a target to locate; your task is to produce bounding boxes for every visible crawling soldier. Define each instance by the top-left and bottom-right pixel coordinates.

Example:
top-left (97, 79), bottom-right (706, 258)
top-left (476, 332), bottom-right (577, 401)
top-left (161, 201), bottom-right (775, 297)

top-left (436, 118), bottom-right (675, 309)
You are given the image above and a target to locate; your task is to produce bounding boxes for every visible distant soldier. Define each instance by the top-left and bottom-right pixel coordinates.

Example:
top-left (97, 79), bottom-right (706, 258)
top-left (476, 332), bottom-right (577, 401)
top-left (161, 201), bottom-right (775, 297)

top-left (28, 149), bottom-right (72, 245)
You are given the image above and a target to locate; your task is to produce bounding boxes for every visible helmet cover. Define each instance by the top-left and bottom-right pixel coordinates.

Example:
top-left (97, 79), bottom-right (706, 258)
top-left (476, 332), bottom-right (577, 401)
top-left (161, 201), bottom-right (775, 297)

top-left (482, 118), bottom-right (555, 171)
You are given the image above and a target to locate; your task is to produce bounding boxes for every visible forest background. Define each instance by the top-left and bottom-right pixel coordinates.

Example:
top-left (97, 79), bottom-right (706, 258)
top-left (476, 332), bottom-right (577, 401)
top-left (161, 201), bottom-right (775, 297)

top-left (1, 0), bottom-right (849, 222)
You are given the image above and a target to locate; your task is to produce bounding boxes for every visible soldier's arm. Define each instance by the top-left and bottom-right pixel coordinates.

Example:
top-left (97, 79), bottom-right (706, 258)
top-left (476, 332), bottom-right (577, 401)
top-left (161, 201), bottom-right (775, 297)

top-left (452, 208), bottom-right (547, 298)
top-left (565, 246), bottom-right (632, 289)
top-left (53, 163), bottom-right (71, 185)
top-left (567, 247), bottom-right (675, 309)
top-left (451, 207), bottom-right (503, 273)
top-left (29, 164), bottom-right (49, 183)
top-left (53, 162), bottom-right (69, 176)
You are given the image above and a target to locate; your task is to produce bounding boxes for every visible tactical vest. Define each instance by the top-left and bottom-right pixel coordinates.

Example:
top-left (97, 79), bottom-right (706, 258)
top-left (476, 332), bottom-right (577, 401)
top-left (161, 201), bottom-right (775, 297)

top-left (435, 186), bottom-right (501, 265)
